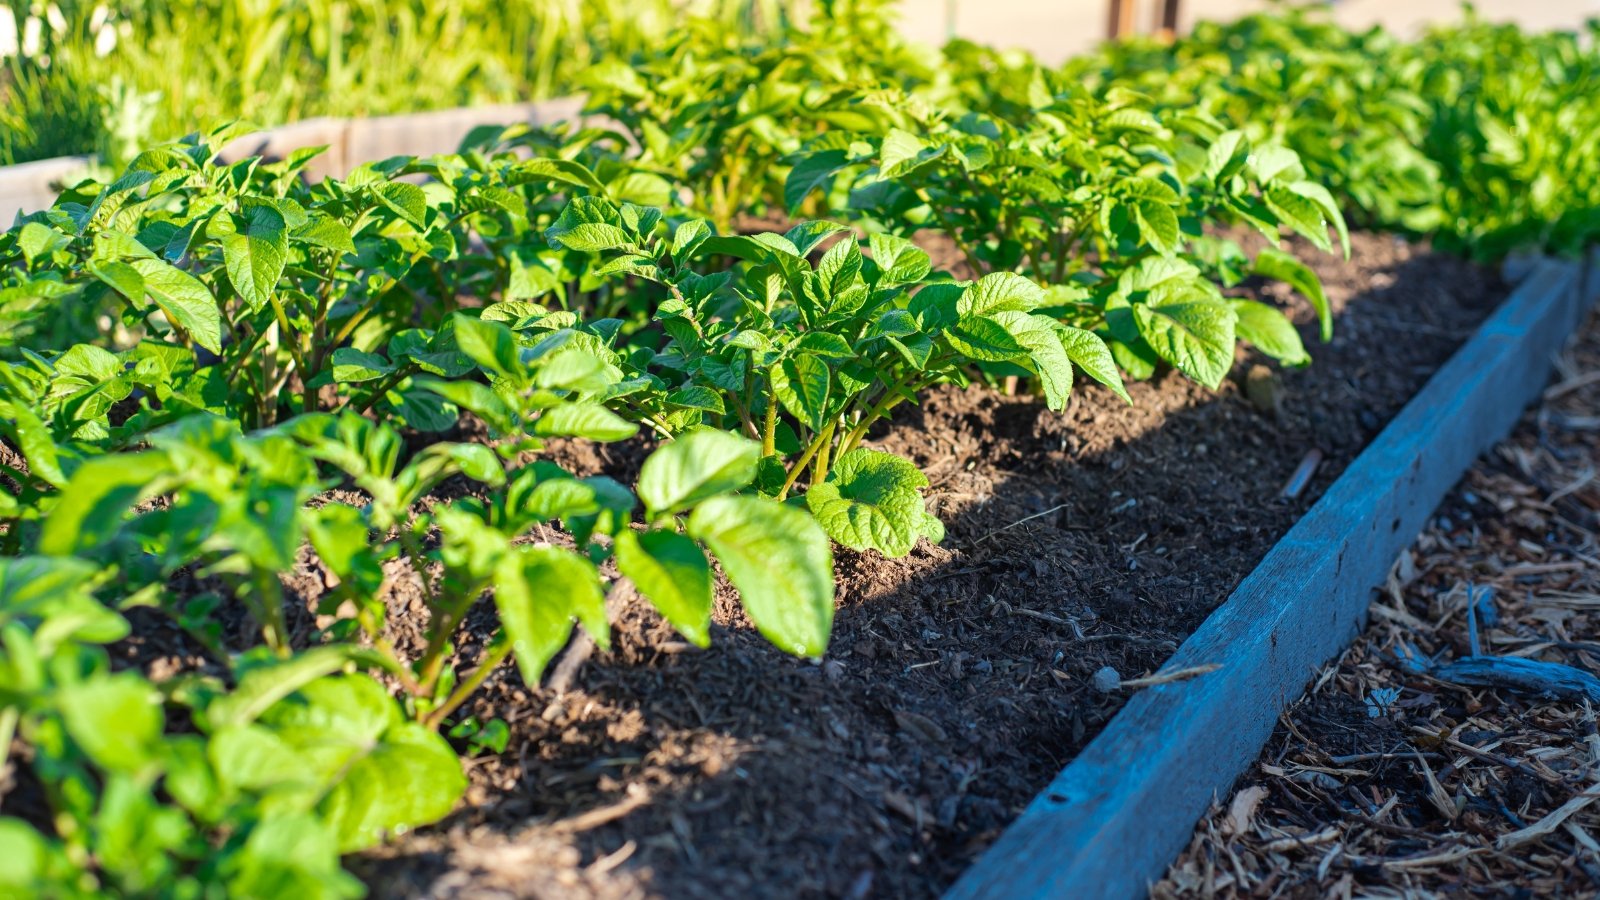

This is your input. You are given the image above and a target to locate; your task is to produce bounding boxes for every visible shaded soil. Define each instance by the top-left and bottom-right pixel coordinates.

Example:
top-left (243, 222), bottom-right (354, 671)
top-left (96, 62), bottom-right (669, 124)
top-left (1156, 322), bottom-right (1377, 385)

top-left (339, 232), bottom-right (1508, 898)
top-left (1157, 306), bottom-right (1600, 898)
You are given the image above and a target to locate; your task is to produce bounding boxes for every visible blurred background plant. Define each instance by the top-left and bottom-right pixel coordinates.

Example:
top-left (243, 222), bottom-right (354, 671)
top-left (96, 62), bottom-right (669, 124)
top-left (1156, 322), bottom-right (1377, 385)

top-left (0, 0), bottom-right (803, 167)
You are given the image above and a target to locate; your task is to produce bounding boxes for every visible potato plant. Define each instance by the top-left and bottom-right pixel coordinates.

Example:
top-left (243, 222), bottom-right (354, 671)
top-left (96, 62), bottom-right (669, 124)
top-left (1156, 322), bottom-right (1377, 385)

top-left (580, 0), bottom-right (938, 231)
top-left (1065, 9), bottom-right (1600, 260)
top-left (784, 85), bottom-right (1344, 389)
top-left (535, 196), bottom-right (1127, 556)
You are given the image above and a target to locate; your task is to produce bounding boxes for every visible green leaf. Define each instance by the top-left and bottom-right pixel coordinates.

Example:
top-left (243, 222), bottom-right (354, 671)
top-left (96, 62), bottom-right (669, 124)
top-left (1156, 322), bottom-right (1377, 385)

top-left (817, 236), bottom-right (863, 295)
top-left (510, 158), bottom-right (605, 192)
top-left (39, 452), bottom-right (174, 556)
top-left (688, 496), bottom-right (834, 657)
top-left (1109, 338), bottom-right (1159, 381)
top-left (636, 428), bottom-right (759, 517)
top-left (1132, 199), bottom-right (1180, 256)
top-left (784, 150), bottom-right (849, 212)
top-left (868, 233), bottom-right (931, 285)
top-left (130, 258), bottom-right (223, 354)
top-left (373, 182), bottom-right (428, 229)
top-left (1285, 181), bottom-right (1349, 258)
top-left (771, 355), bottom-right (831, 432)
top-left (222, 204), bottom-right (289, 312)
top-left (496, 546), bottom-right (607, 685)
top-left (87, 259), bottom-right (145, 303)
top-left (203, 645), bottom-right (382, 731)
top-left (804, 449), bottom-right (930, 558)
top-left (1232, 300), bottom-right (1310, 366)
top-left (958, 272), bottom-right (1046, 316)
top-left (292, 215), bottom-right (356, 255)
top-left (413, 377), bottom-right (516, 434)
top-left (615, 529), bottom-right (712, 646)
top-left (0, 819), bottom-right (71, 891)
top-left (1060, 326), bottom-right (1131, 403)
top-left (1264, 184), bottom-right (1333, 253)
top-left (329, 348), bottom-right (393, 383)
top-left (220, 814), bottom-right (364, 899)
top-left (1132, 298), bottom-right (1238, 389)
top-left (946, 315), bottom-right (1025, 362)
top-left (880, 129), bottom-right (946, 179)
top-left (1252, 248), bottom-right (1332, 342)
top-left (17, 222), bottom-right (68, 264)
top-left (545, 197), bottom-right (630, 252)
top-left (452, 313), bottom-right (522, 381)
top-left (9, 403), bottom-right (66, 488)
top-left (990, 311), bottom-right (1075, 410)
top-left (532, 403), bottom-right (638, 441)
top-left (1205, 130), bottom-right (1250, 184)
top-left (251, 675), bottom-right (465, 852)
top-left (57, 672), bottom-right (162, 773)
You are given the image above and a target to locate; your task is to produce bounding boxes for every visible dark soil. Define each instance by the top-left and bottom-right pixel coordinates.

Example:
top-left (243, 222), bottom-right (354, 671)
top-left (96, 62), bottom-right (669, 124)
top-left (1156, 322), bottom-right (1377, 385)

top-left (334, 232), bottom-right (1508, 899)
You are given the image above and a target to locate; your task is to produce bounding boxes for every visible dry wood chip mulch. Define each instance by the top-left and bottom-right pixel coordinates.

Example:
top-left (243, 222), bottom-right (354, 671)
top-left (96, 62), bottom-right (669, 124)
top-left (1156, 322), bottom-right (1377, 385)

top-left (1156, 305), bottom-right (1600, 899)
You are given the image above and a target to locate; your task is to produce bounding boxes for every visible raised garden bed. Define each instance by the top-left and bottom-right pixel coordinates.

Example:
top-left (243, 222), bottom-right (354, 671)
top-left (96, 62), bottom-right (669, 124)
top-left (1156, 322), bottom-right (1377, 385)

top-left (9, 8), bottom-right (1600, 899)
top-left (339, 233), bottom-right (1570, 898)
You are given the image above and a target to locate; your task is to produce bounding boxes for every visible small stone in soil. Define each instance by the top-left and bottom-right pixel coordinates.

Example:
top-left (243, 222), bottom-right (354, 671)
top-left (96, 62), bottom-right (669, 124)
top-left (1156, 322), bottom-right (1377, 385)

top-left (1092, 666), bottom-right (1122, 693)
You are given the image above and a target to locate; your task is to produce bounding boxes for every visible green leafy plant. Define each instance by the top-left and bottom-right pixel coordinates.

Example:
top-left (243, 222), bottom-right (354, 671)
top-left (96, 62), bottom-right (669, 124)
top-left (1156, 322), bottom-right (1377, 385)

top-left (1064, 8), bottom-right (1600, 260)
top-left (0, 0), bottom-right (806, 167)
top-left (784, 85), bottom-right (1344, 389)
top-left (0, 556), bottom-right (448, 898)
top-left (580, 0), bottom-right (938, 230)
top-left (539, 197), bottom-right (1127, 555)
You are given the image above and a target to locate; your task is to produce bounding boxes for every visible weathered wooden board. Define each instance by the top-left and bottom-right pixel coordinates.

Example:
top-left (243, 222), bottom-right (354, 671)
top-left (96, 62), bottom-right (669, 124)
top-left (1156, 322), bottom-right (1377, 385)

top-left (947, 256), bottom-right (1595, 900)
top-left (0, 95), bottom-right (589, 217)
top-left (0, 155), bottom-right (94, 227)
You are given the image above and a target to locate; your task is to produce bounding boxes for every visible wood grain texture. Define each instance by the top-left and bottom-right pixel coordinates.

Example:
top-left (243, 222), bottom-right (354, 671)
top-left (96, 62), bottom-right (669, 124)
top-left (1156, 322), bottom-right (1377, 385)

top-left (0, 155), bottom-right (93, 227)
top-left (947, 257), bottom-right (1594, 900)
top-left (0, 95), bottom-right (592, 217)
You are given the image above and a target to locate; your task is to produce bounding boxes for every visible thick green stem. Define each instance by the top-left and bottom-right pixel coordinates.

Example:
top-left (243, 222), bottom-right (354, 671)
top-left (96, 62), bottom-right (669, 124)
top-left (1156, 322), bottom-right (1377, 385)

top-left (267, 293), bottom-right (311, 383)
top-left (422, 640), bottom-right (513, 730)
top-left (348, 364), bottom-right (417, 416)
top-left (0, 706), bottom-right (17, 783)
top-left (776, 426), bottom-right (834, 501)
top-left (839, 373), bottom-right (936, 458)
top-left (761, 394), bottom-right (778, 457)
top-left (250, 568), bottom-right (291, 657)
top-left (810, 421), bottom-right (837, 485)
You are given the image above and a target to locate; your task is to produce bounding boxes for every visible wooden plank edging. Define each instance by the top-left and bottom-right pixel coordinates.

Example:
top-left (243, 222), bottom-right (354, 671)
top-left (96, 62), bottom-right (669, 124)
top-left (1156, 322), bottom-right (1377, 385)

top-left (947, 254), bottom-right (1598, 900)
top-left (0, 96), bottom-right (589, 217)
top-left (0, 155), bottom-right (95, 227)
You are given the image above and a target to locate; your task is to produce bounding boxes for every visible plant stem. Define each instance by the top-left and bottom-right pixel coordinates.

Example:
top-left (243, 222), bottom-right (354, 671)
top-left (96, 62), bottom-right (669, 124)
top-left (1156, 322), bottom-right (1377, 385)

top-left (0, 707), bottom-right (17, 783)
top-left (250, 568), bottom-right (291, 657)
top-left (347, 364), bottom-right (417, 416)
top-left (267, 293), bottom-right (312, 382)
top-left (810, 421), bottom-right (836, 484)
top-left (838, 372), bottom-right (935, 458)
top-left (761, 392), bottom-right (778, 457)
top-left (422, 640), bottom-right (513, 730)
top-left (776, 425), bottom-right (834, 501)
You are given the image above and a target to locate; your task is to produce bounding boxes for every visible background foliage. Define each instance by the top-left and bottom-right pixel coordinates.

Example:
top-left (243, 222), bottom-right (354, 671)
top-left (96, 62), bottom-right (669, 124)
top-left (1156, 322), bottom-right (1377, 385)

top-left (0, 0), bottom-right (802, 166)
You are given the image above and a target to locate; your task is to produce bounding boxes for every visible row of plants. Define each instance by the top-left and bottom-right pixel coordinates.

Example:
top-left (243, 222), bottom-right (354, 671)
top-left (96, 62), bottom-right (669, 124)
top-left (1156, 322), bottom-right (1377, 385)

top-left (3, 2), bottom-right (1598, 895)
top-left (1062, 9), bottom-right (1600, 260)
top-left (0, 0), bottom-right (801, 166)
top-left (0, 93), bottom-right (1340, 900)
